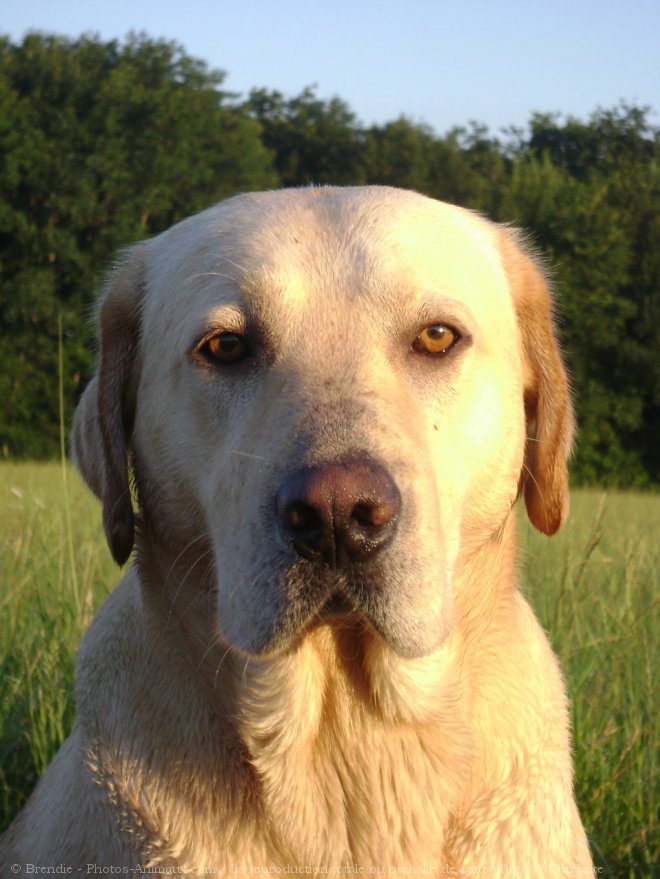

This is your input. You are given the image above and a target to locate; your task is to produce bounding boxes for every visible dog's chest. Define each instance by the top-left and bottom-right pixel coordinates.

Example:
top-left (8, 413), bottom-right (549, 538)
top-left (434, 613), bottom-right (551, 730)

top-left (247, 723), bottom-right (461, 869)
top-left (238, 664), bottom-right (470, 869)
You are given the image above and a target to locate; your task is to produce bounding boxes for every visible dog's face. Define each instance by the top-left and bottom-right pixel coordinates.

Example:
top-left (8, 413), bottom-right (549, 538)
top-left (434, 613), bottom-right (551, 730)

top-left (73, 187), bottom-right (573, 659)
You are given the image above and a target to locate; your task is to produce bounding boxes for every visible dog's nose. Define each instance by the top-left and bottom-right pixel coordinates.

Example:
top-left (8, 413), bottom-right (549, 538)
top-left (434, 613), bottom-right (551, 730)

top-left (276, 456), bottom-right (401, 565)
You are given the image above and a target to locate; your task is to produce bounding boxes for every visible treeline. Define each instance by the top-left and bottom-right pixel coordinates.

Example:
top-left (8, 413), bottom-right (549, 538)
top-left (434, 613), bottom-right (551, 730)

top-left (1, 33), bottom-right (659, 486)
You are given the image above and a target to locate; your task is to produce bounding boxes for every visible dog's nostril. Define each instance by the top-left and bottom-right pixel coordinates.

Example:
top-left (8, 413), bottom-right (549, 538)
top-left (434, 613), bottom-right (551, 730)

top-left (351, 503), bottom-right (374, 528)
top-left (351, 501), bottom-right (394, 529)
top-left (283, 501), bottom-right (324, 535)
top-left (280, 498), bottom-right (330, 563)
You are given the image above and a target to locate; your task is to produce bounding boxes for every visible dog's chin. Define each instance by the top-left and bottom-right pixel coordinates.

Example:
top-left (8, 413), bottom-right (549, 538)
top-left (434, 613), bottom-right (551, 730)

top-left (215, 554), bottom-right (454, 660)
top-left (219, 588), bottom-right (452, 661)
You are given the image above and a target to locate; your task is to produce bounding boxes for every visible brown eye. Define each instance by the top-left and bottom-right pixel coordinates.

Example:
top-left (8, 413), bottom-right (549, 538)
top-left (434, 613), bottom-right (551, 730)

top-left (413, 324), bottom-right (459, 355)
top-left (202, 332), bottom-right (250, 364)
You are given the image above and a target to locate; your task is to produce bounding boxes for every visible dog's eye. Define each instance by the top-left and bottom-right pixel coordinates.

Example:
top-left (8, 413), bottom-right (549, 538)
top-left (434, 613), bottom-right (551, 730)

top-left (201, 332), bottom-right (250, 365)
top-left (413, 324), bottom-right (459, 355)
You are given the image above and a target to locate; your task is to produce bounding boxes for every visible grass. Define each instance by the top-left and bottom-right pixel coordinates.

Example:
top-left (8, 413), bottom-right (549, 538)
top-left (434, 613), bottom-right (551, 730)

top-left (0, 462), bottom-right (116, 823)
top-left (519, 490), bottom-right (658, 876)
top-left (0, 462), bottom-right (658, 875)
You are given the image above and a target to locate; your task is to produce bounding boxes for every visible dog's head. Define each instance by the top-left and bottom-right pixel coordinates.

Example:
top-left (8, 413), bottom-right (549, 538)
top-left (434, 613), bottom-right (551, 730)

top-left (72, 187), bottom-right (573, 658)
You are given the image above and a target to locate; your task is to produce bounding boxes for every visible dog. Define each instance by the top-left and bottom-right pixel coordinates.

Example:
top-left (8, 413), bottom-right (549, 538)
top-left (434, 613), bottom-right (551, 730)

top-left (1, 186), bottom-right (593, 875)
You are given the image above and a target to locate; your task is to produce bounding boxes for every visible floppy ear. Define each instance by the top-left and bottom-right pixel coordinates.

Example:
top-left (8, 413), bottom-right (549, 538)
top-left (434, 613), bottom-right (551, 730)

top-left (500, 229), bottom-right (575, 536)
top-left (71, 246), bottom-right (146, 565)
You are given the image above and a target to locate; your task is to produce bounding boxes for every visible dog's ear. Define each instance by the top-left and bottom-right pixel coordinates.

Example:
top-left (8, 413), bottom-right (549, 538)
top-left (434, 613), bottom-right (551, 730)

top-left (71, 246), bottom-right (146, 565)
top-left (500, 229), bottom-right (575, 536)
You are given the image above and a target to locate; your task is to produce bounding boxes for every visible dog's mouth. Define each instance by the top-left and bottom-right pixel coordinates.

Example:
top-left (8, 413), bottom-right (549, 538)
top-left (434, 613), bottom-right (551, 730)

top-left (302, 589), bottom-right (368, 643)
top-left (318, 591), bottom-right (357, 618)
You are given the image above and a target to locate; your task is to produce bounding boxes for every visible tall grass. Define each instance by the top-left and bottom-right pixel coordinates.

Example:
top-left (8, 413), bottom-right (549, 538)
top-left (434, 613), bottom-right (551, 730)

top-left (0, 463), bottom-right (116, 821)
top-left (520, 491), bottom-right (658, 876)
top-left (0, 464), bottom-right (658, 875)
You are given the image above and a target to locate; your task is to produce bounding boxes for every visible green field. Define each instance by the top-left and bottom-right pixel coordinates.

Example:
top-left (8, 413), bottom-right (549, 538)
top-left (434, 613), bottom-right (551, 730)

top-left (0, 461), bottom-right (657, 875)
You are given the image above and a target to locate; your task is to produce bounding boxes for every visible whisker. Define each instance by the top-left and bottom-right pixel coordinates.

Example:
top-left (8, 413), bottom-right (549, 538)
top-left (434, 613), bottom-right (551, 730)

top-left (229, 450), bottom-right (270, 463)
top-left (521, 460), bottom-right (544, 503)
top-left (185, 271), bottom-right (241, 284)
top-left (207, 639), bottom-right (235, 689)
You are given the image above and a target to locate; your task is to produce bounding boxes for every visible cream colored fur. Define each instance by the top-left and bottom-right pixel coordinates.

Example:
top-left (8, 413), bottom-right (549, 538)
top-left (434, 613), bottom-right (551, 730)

top-left (0, 187), bottom-right (593, 875)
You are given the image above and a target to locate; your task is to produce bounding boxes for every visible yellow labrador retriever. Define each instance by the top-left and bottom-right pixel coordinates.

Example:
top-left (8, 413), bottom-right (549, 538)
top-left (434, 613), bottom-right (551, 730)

top-left (1, 187), bottom-right (593, 874)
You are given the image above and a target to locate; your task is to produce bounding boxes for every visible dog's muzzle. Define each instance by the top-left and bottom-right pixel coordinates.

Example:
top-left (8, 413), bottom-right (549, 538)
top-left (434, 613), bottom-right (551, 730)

top-left (276, 454), bottom-right (401, 567)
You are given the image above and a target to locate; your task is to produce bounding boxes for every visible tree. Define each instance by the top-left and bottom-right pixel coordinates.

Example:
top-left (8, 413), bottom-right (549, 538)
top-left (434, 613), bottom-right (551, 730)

top-left (0, 33), bottom-right (277, 457)
top-left (248, 86), bottom-right (368, 185)
top-left (365, 117), bottom-right (440, 191)
top-left (499, 107), bottom-right (660, 485)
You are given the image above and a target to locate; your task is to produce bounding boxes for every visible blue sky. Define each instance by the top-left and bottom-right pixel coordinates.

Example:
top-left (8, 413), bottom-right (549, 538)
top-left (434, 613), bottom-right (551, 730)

top-left (4, 0), bottom-right (659, 134)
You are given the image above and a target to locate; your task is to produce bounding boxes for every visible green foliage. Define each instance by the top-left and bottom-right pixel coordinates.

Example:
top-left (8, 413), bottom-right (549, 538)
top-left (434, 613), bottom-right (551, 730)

top-left (0, 32), bottom-right (277, 457)
top-left (496, 107), bottom-right (660, 485)
top-left (364, 117), bottom-right (442, 192)
top-left (248, 86), bottom-right (368, 185)
top-left (0, 31), bottom-right (658, 486)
